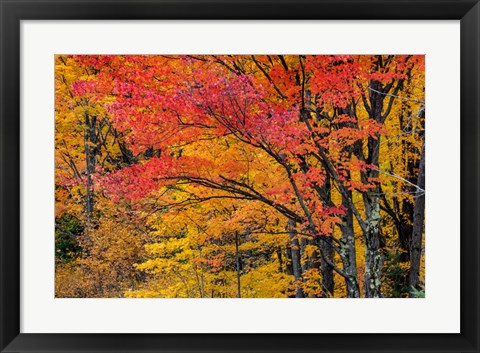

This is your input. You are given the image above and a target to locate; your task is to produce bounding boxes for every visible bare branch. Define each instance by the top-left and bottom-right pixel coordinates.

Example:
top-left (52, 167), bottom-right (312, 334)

top-left (369, 166), bottom-right (425, 193)
top-left (367, 86), bottom-right (425, 104)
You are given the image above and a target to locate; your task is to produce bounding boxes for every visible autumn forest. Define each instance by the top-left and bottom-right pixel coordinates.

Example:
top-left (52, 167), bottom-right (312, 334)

top-left (55, 55), bottom-right (425, 298)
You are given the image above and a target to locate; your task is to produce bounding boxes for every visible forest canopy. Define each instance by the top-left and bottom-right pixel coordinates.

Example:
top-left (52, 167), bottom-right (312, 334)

top-left (55, 54), bottom-right (425, 298)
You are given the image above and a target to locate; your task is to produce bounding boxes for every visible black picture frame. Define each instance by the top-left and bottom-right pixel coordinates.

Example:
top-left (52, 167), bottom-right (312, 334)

top-left (1, 0), bottom-right (479, 352)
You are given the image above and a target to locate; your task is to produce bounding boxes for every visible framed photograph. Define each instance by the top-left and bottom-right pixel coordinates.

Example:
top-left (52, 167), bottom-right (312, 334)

top-left (1, 0), bottom-right (479, 352)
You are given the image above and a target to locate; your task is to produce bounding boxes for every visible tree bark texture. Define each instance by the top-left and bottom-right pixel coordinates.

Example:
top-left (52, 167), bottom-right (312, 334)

top-left (288, 219), bottom-right (304, 298)
top-left (409, 141), bottom-right (425, 297)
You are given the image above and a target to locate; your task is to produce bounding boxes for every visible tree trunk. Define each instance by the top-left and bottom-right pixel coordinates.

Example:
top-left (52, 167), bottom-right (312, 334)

top-left (84, 112), bottom-right (98, 241)
top-left (318, 239), bottom-right (333, 297)
top-left (84, 113), bottom-right (97, 218)
top-left (315, 170), bottom-right (335, 297)
top-left (285, 245), bottom-right (293, 276)
top-left (409, 141), bottom-right (425, 297)
top-left (300, 236), bottom-right (309, 275)
top-left (363, 224), bottom-right (384, 298)
top-left (340, 193), bottom-right (361, 298)
top-left (234, 232), bottom-right (241, 298)
top-left (363, 188), bottom-right (384, 297)
top-left (288, 219), bottom-right (304, 298)
top-left (276, 247), bottom-right (284, 272)
top-left (362, 137), bottom-right (384, 298)
top-left (359, 62), bottom-right (403, 297)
